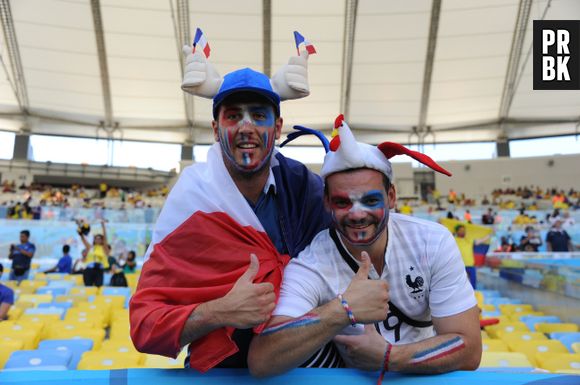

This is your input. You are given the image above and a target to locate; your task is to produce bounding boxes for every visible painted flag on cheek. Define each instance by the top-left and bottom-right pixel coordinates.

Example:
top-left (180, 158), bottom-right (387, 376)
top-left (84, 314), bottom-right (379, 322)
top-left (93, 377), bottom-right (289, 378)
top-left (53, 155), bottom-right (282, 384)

top-left (129, 144), bottom-right (290, 372)
top-left (293, 31), bottom-right (317, 55)
top-left (192, 27), bottom-right (211, 58)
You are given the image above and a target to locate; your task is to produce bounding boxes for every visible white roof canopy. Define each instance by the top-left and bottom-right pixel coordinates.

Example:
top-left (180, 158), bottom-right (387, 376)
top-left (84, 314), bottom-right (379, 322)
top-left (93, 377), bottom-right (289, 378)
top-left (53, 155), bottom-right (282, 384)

top-left (0, 0), bottom-right (578, 147)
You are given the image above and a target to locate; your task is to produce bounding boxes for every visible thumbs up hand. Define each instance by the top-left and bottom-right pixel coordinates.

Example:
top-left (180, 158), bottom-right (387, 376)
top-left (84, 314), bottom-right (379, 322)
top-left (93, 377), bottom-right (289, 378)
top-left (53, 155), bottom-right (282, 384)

top-left (220, 254), bottom-right (276, 329)
top-left (342, 252), bottom-right (390, 324)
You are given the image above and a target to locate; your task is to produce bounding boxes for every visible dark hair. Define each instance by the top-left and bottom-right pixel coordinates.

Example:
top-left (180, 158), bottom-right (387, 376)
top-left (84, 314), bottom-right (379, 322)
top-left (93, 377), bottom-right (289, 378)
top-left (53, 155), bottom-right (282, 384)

top-left (454, 224), bottom-right (465, 233)
top-left (324, 168), bottom-right (391, 197)
top-left (20, 230), bottom-right (30, 237)
top-left (128, 250), bottom-right (136, 260)
top-left (0, 263), bottom-right (3, 273)
top-left (63, 244), bottom-right (70, 253)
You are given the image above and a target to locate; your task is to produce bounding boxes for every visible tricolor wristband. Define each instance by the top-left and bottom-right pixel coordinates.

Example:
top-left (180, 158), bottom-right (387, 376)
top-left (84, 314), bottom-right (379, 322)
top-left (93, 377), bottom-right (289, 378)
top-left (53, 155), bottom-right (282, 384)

top-left (337, 293), bottom-right (357, 326)
top-left (378, 342), bottom-right (393, 384)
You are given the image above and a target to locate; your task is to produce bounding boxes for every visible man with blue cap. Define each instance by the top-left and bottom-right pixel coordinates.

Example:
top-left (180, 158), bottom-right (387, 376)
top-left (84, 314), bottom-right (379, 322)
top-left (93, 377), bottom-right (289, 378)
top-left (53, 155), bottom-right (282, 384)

top-left (130, 31), bottom-right (340, 371)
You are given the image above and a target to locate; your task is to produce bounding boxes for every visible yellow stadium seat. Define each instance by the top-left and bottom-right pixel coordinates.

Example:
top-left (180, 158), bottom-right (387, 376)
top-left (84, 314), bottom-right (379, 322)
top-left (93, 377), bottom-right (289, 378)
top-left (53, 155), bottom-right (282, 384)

top-left (498, 304), bottom-right (534, 315)
top-left (109, 322), bottom-right (131, 340)
top-left (65, 308), bottom-right (106, 328)
top-left (498, 331), bottom-right (548, 343)
top-left (485, 322), bottom-right (529, 338)
top-left (7, 306), bottom-right (23, 320)
top-left (572, 342), bottom-right (580, 353)
top-left (535, 323), bottom-right (579, 334)
top-left (76, 302), bottom-right (111, 326)
top-left (19, 313), bottom-right (60, 325)
top-left (0, 339), bottom-right (24, 369)
top-left (479, 352), bottom-right (533, 368)
top-left (142, 349), bottom-right (187, 369)
top-left (536, 353), bottom-right (580, 372)
top-left (508, 340), bottom-right (569, 366)
top-left (49, 328), bottom-right (106, 350)
top-left (63, 275), bottom-right (84, 285)
top-left (125, 274), bottom-right (139, 289)
top-left (3, 281), bottom-right (19, 290)
top-left (93, 295), bottom-right (126, 310)
top-left (480, 304), bottom-right (496, 312)
top-left (482, 339), bottom-right (509, 352)
top-left (481, 330), bottom-right (490, 339)
top-left (16, 294), bottom-right (53, 306)
top-left (19, 280), bottom-right (47, 290)
top-left (475, 291), bottom-right (483, 307)
top-left (509, 312), bottom-right (545, 322)
top-left (46, 320), bottom-right (101, 340)
top-left (0, 328), bottom-right (39, 349)
top-left (70, 287), bottom-right (99, 296)
top-left (77, 351), bottom-right (141, 370)
top-left (100, 340), bottom-right (145, 364)
top-left (55, 294), bottom-right (90, 306)
top-left (111, 308), bottom-right (129, 321)
top-left (14, 287), bottom-right (37, 295)
top-left (33, 273), bottom-right (48, 281)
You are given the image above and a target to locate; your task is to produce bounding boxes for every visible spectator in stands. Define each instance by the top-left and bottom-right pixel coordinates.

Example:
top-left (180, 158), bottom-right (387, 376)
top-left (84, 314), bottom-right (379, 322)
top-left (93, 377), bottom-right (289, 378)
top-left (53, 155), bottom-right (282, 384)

top-left (44, 245), bottom-right (73, 274)
top-left (99, 182), bottom-right (108, 199)
top-left (79, 220), bottom-right (110, 286)
top-left (0, 263), bottom-right (14, 321)
top-left (7, 230), bottom-right (36, 283)
top-left (546, 220), bottom-right (573, 252)
top-left (453, 225), bottom-right (491, 289)
top-left (448, 188), bottom-right (457, 204)
top-left (518, 226), bottom-right (542, 252)
top-left (464, 209), bottom-right (472, 223)
top-left (72, 249), bottom-right (88, 274)
top-left (399, 200), bottom-right (413, 215)
top-left (130, 44), bottom-right (333, 371)
top-left (121, 250), bottom-right (137, 274)
top-left (481, 208), bottom-right (494, 225)
top-left (561, 211), bottom-right (575, 229)
top-left (248, 117), bottom-right (481, 377)
top-left (481, 195), bottom-right (490, 205)
top-left (494, 237), bottom-right (515, 253)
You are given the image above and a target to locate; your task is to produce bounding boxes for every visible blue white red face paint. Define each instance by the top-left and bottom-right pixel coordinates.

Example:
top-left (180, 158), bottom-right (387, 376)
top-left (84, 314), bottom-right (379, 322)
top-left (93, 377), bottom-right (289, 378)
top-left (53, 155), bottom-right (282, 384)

top-left (217, 103), bottom-right (277, 173)
top-left (330, 189), bottom-right (388, 245)
top-left (260, 313), bottom-right (321, 336)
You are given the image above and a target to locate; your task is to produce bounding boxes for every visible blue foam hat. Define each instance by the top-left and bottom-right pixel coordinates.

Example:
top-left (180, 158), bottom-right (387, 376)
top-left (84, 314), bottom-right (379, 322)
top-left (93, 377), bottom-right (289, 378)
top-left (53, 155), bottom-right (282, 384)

top-left (212, 68), bottom-right (280, 119)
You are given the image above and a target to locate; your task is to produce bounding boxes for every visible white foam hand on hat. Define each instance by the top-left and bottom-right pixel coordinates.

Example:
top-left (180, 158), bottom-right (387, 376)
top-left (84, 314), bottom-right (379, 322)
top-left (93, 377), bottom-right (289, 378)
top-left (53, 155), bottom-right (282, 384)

top-left (181, 45), bottom-right (223, 99)
top-left (270, 49), bottom-right (311, 101)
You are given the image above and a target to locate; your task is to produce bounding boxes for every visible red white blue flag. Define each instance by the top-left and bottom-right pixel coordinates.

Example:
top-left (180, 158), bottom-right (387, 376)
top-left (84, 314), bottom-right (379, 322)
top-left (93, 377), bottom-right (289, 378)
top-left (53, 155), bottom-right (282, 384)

top-left (192, 27), bottom-right (211, 58)
top-left (293, 31), bottom-right (316, 55)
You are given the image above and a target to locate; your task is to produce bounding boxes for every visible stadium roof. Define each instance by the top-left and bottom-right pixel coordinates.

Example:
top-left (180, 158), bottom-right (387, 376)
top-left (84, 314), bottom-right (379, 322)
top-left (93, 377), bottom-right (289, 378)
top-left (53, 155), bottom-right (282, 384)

top-left (0, 0), bottom-right (579, 147)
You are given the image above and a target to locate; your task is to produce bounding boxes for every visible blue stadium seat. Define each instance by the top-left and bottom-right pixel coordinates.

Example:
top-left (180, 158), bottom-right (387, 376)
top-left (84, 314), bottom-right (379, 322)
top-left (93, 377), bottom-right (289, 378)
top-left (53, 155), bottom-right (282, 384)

top-left (486, 297), bottom-right (523, 306)
top-left (478, 290), bottom-right (501, 298)
top-left (3, 349), bottom-right (71, 370)
top-left (46, 280), bottom-right (75, 289)
top-left (36, 287), bottom-right (68, 296)
top-left (38, 302), bottom-right (73, 310)
top-left (38, 339), bottom-right (93, 369)
top-left (482, 310), bottom-right (501, 318)
top-left (520, 315), bottom-right (560, 332)
top-left (24, 306), bottom-right (66, 319)
top-left (101, 287), bottom-right (132, 299)
top-left (549, 332), bottom-right (580, 352)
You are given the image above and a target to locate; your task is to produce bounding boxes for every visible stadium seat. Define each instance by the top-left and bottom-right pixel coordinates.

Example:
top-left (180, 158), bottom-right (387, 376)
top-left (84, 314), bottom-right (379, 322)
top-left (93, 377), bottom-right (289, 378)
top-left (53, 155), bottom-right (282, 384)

top-left (100, 286), bottom-right (131, 299)
top-left (507, 340), bottom-right (569, 366)
top-left (3, 349), bottom-right (71, 371)
top-left (535, 323), bottom-right (579, 334)
top-left (69, 287), bottom-right (99, 296)
top-left (520, 315), bottom-right (560, 331)
top-left (480, 304), bottom-right (496, 312)
top-left (481, 310), bottom-right (501, 318)
top-left (16, 294), bottom-right (53, 306)
top-left (478, 290), bottom-right (501, 298)
top-left (482, 339), bottom-right (509, 352)
top-left (536, 352), bottom-right (580, 372)
top-left (63, 275), bottom-right (84, 286)
top-left (19, 281), bottom-right (47, 290)
top-left (142, 349), bottom-right (187, 369)
top-left (55, 294), bottom-right (91, 306)
top-left (65, 308), bottom-right (107, 328)
top-left (497, 331), bottom-right (548, 343)
top-left (38, 339), bottom-right (93, 369)
top-left (0, 323), bottom-right (41, 349)
top-left (48, 328), bottom-right (106, 350)
top-left (7, 306), bottom-right (23, 320)
top-left (485, 322), bottom-right (529, 338)
top-left (38, 301), bottom-right (73, 311)
top-left (549, 332), bottom-right (580, 352)
top-left (77, 351), bottom-right (141, 370)
top-left (0, 340), bottom-right (24, 369)
top-left (498, 304), bottom-right (534, 315)
top-left (508, 311), bottom-right (545, 322)
top-left (24, 306), bottom-right (66, 319)
top-left (13, 286), bottom-right (37, 295)
top-left (46, 320), bottom-right (100, 340)
top-left (100, 340), bottom-right (145, 364)
top-left (36, 286), bottom-right (68, 296)
top-left (93, 294), bottom-right (126, 309)
top-left (486, 297), bottom-right (522, 306)
top-left (46, 280), bottom-right (75, 289)
top-left (478, 352), bottom-right (533, 371)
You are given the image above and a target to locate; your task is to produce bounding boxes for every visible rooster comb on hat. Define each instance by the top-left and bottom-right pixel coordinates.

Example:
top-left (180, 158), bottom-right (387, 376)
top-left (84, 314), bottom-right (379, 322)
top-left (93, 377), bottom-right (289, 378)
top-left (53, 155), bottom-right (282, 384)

top-left (281, 114), bottom-right (452, 181)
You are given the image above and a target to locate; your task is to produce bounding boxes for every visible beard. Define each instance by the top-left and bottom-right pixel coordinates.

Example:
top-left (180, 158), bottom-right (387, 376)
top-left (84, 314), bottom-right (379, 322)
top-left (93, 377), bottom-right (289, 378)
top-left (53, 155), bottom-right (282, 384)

top-left (334, 209), bottom-right (388, 246)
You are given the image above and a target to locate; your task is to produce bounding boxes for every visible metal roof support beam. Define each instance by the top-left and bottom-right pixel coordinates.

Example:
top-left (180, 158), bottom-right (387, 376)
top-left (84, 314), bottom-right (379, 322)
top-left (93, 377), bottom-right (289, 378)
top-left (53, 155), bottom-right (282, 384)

top-left (498, 0), bottom-right (532, 121)
top-left (340, 0), bottom-right (358, 120)
top-left (0, 0), bottom-right (29, 114)
top-left (262, 0), bottom-right (272, 77)
top-left (90, 0), bottom-right (115, 129)
top-left (417, 0), bottom-right (441, 151)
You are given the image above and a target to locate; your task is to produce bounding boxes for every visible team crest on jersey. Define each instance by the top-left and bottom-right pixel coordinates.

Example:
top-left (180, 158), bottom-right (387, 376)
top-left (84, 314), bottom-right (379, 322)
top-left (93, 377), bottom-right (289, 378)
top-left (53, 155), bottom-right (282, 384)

top-left (405, 266), bottom-right (425, 300)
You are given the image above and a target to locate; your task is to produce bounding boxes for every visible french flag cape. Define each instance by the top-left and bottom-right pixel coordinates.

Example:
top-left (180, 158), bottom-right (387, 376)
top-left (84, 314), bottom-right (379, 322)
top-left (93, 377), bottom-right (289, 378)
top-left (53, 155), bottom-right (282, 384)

top-left (130, 143), bottom-right (328, 372)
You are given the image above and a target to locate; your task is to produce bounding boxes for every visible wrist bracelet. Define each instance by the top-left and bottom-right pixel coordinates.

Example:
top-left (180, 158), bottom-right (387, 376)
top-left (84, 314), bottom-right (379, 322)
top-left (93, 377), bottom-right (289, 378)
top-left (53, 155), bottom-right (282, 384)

top-left (337, 293), bottom-right (357, 326)
top-left (378, 342), bottom-right (392, 384)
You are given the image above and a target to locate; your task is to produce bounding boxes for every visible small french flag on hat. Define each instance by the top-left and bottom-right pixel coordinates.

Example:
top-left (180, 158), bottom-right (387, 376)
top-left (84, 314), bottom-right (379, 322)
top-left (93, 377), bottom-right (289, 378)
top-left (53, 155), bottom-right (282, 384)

top-left (193, 27), bottom-right (211, 58)
top-left (293, 31), bottom-right (316, 55)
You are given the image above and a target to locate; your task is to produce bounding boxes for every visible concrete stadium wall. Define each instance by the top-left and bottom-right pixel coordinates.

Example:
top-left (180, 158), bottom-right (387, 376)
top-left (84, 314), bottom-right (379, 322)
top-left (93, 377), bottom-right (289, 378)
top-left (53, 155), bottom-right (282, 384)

top-left (435, 154), bottom-right (580, 198)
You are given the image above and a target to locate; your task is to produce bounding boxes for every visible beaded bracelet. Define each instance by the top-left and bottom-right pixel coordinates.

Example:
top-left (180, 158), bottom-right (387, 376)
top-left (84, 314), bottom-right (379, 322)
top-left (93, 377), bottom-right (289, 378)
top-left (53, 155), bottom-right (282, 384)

top-left (377, 342), bottom-right (393, 384)
top-left (337, 293), bottom-right (357, 326)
